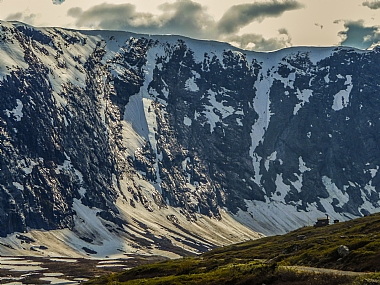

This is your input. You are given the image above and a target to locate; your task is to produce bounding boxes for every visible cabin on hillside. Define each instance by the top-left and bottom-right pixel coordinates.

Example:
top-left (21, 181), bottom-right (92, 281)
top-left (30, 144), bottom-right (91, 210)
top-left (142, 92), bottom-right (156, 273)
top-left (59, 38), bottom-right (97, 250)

top-left (314, 214), bottom-right (329, 227)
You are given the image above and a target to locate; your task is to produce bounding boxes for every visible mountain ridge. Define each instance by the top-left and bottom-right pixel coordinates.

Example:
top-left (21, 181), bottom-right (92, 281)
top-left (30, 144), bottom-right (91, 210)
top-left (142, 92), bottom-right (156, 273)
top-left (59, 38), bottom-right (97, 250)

top-left (1, 20), bottom-right (380, 257)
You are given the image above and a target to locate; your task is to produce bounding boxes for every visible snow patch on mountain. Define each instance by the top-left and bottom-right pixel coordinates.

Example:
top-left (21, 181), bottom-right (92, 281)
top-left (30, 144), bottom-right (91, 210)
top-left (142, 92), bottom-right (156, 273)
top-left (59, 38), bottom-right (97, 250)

top-left (321, 176), bottom-right (349, 208)
top-left (202, 90), bottom-right (232, 133)
top-left (185, 73), bottom-right (200, 92)
top-left (299, 156), bottom-right (311, 173)
top-left (273, 67), bottom-right (296, 89)
top-left (4, 99), bottom-right (23, 121)
top-left (294, 89), bottom-right (313, 115)
top-left (249, 59), bottom-right (275, 187)
top-left (264, 151), bottom-right (277, 171)
top-left (359, 187), bottom-right (379, 215)
top-left (234, 198), bottom-right (356, 236)
top-left (183, 116), bottom-right (192, 126)
top-left (272, 174), bottom-right (290, 203)
top-left (72, 199), bottom-right (124, 256)
top-left (332, 75), bottom-right (353, 111)
top-left (285, 157), bottom-right (310, 193)
top-left (123, 95), bottom-right (150, 156)
top-left (40, 29), bottom-right (98, 96)
top-left (0, 24), bottom-right (29, 79)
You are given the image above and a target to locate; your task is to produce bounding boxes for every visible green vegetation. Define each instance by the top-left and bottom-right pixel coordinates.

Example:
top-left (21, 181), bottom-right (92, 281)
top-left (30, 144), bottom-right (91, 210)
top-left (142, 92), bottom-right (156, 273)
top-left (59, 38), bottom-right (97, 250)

top-left (85, 213), bottom-right (380, 284)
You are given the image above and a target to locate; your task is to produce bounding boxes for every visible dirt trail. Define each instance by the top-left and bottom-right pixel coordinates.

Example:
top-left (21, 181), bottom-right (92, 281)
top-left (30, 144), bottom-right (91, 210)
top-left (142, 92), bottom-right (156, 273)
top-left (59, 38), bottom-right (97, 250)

top-left (283, 266), bottom-right (371, 276)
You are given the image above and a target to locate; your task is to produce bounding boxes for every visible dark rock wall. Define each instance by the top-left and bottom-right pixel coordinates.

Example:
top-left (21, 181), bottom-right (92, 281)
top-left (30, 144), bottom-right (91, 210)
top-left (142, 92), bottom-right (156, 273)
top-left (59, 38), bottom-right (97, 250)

top-left (139, 44), bottom-right (380, 219)
top-left (1, 22), bottom-right (380, 237)
top-left (0, 25), bottom-right (131, 236)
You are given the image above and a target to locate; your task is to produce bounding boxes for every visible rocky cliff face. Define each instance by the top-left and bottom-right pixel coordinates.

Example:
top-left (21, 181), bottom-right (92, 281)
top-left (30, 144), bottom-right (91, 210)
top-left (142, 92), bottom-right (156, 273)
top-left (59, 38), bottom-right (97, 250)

top-left (0, 21), bottom-right (380, 255)
top-left (0, 24), bottom-right (124, 236)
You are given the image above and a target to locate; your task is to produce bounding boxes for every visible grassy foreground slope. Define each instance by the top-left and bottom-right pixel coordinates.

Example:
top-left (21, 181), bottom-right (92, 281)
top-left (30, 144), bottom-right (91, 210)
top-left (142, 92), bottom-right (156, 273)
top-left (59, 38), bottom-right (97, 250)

top-left (85, 213), bottom-right (380, 284)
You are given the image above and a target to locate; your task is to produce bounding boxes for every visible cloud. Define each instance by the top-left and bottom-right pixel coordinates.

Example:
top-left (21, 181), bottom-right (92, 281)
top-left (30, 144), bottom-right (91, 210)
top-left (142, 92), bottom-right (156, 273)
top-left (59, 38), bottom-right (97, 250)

top-left (67, 0), bottom-right (300, 51)
top-left (67, 1), bottom-right (213, 38)
top-left (362, 1), bottom-right (380, 9)
top-left (5, 12), bottom-right (39, 24)
top-left (156, 0), bottom-right (214, 38)
top-left (314, 23), bottom-right (323, 29)
top-left (5, 12), bottom-right (23, 21)
top-left (216, 1), bottom-right (303, 34)
top-left (226, 29), bottom-right (292, 51)
top-left (67, 7), bottom-right (82, 18)
top-left (52, 0), bottom-right (65, 4)
top-left (337, 20), bottom-right (380, 49)
top-left (278, 28), bottom-right (290, 35)
top-left (68, 3), bottom-right (156, 31)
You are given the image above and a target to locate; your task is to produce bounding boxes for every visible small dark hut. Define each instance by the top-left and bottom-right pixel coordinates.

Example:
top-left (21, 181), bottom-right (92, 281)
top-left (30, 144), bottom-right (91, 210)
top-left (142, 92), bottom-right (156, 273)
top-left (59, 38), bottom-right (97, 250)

top-left (314, 214), bottom-right (329, 227)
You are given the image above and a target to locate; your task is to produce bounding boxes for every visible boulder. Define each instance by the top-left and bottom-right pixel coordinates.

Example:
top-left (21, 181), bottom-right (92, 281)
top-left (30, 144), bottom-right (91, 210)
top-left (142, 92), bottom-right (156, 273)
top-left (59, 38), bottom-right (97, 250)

top-left (337, 245), bottom-right (349, 258)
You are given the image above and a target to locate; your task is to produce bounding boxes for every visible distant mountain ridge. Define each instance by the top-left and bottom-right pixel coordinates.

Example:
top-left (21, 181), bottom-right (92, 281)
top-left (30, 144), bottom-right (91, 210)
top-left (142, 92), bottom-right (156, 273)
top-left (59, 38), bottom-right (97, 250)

top-left (0, 20), bottom-right (380, 257)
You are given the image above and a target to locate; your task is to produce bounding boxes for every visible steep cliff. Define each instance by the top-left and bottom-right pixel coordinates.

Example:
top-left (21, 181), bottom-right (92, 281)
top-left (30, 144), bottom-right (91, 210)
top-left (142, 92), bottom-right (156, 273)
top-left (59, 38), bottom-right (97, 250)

top-left (0, 21), bottom-right (379, 256)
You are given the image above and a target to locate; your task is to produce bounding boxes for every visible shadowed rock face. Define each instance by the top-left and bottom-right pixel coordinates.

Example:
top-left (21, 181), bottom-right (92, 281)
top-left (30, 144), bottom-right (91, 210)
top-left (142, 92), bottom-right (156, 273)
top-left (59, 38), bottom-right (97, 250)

top-left (1, 21), bottom-right (380, 238)
top-left (0, 26), bottom-right (128, 236)
top-left (136, 42), bottom-right (380, 224)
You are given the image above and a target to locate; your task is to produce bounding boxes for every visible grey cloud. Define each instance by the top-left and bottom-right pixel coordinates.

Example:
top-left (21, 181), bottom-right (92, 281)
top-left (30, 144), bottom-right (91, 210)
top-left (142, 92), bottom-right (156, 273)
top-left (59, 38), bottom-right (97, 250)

top-left (5, 12), bottom-right (23, 21)
top-left (278, 28), bottom-right (290, 35)
top-left (67, 7), bottom-right (82, 18)
top-left (226, 31), bottom-right (292, 51)
top-left (67, 0), bottom-right (297, 51)
top-left (217, 1), bottom-right (303, 35)
top-left (338, 20), bottom-right (380, 49)
top-left (68, 1), bottom-right (301, 38)
top-left (5, 12), bottom-right (38, 24)
top-left (156, 0), bottom-right (214, 38)
top-left (53, 0), bottom-right (65, 4)
top-left (68, 1), bottom-right (213, 38)
top-left (68, 3), bottom-right (158, 31)
top-left (315, 23), bottom-right (323, 29)
top-left (23, 14), bottom-right (38, 24)
top-left (362, 1), bottom-right (380, 9)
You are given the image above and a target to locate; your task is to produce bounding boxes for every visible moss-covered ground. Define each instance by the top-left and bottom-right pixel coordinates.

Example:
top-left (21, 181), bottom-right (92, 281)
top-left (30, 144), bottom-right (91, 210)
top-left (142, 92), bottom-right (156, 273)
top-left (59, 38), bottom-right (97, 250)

top-left (85, 213), bottom-right (380, 284)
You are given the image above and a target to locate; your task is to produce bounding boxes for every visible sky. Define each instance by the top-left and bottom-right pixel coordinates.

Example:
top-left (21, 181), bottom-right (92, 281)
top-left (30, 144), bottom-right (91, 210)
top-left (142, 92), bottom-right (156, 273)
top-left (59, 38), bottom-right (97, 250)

top-left (1, 0), bottom-right (380, 51)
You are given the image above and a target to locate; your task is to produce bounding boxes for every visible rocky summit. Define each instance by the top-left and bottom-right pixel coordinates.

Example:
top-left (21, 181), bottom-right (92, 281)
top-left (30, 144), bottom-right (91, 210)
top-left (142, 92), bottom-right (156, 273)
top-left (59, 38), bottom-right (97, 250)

top-left (0, 20), bottom-right (380, 257)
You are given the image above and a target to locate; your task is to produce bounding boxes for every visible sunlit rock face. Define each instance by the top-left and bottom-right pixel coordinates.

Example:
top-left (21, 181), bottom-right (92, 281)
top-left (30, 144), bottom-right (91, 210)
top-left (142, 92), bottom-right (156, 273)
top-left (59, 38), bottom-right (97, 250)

top-left (1, 20), bottom-right (380, 249)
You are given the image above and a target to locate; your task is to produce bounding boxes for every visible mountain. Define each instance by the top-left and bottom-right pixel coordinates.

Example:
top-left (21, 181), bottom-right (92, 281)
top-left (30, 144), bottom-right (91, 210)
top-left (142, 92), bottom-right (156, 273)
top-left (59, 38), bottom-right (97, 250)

top-left (1, 20), bottom-right (380, 257)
